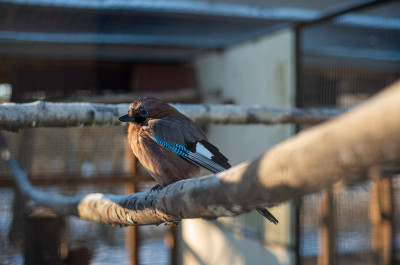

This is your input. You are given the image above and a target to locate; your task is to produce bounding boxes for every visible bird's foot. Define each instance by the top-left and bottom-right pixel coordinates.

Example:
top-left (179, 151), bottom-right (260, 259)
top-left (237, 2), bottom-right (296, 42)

top-left (145, 184), bottom-right (163, 200)
top-left (150, 184), bottom-right (163, 192)
top-left (163, 221), bottom-right (180, 226)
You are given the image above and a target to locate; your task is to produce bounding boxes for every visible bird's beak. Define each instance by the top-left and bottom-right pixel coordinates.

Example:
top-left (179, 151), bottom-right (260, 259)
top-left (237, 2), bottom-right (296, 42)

top-left (118, 114), bottom-right (135, 123)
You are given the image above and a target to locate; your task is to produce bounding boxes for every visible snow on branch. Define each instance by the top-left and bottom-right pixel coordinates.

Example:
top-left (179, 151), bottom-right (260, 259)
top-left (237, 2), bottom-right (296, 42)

top-left (0, 100), bottom-right (342, 131)
top-left (2, 80), bottom-right (400, 226)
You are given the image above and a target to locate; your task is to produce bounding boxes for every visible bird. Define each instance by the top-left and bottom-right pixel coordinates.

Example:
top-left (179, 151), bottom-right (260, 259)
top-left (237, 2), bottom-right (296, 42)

top-left (118, 96), bottom-right (278, 224)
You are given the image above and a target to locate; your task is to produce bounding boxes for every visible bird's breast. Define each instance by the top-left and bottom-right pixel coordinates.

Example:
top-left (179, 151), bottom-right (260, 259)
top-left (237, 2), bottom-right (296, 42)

top-left (128, 129), bottom-right (200, 186)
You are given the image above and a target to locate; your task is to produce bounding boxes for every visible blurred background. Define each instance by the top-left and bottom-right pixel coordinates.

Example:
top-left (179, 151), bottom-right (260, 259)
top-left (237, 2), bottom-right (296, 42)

top-left (0, 0), bottom-right (399, 264)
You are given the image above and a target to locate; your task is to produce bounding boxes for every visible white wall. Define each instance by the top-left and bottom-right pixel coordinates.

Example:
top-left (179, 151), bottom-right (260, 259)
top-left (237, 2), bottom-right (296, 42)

top-left (179, 29), bottom-right (296, 265)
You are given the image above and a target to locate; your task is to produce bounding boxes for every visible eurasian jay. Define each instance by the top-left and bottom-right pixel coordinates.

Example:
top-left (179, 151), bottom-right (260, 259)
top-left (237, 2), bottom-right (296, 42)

top-left (119, 97), bottom-right (278, 224)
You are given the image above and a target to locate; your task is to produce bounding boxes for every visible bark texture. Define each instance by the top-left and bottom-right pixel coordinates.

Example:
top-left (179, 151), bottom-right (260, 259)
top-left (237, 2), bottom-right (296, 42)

top-left (0, 101), bottom-right (341, 131)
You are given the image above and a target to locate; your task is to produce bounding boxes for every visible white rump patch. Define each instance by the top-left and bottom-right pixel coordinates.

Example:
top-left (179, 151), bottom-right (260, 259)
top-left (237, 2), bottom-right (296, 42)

top-left (196, 142), bottom-right (213, 159)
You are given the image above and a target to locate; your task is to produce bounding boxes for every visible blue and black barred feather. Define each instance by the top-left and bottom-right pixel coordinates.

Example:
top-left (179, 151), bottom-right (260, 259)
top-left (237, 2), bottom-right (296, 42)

top-left (152, 134), bottom-right (279, 225)
top-left (152, 134), bottom-right (229, 173)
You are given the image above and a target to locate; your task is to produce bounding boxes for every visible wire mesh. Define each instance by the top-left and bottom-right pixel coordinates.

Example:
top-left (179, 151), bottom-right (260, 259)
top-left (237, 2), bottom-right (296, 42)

top-left (334, 183), bottom-right (376, 264)
top-left (0, 127), bottom-right (170, 265)
top-left (297, 1), bottom-right (400, 264)
top-left (297, 2), bottom-right (400, 109)
top-left (299, 193), bottom-right (319, 265)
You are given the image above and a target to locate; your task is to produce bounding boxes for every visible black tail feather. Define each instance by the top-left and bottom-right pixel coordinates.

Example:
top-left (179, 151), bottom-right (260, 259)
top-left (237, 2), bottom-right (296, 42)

top-left (256, 208), bottom-right (279, 225)
top-left (185, 144), bottom-right (278, 225)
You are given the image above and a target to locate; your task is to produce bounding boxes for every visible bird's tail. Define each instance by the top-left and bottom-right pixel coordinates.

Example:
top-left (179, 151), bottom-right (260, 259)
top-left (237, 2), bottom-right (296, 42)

top-left (202, 162), bottom-right (279, 225)
top-left (256, 208), bottom-right (279, 225)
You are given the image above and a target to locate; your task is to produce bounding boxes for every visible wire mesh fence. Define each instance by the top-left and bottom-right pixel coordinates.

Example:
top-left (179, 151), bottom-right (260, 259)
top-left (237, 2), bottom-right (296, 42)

top-left (297, 1), bottom-right (400, 264)
top-left (0, 127), bottom-right (171, 265)
top-left (297, 1), bottom-right (400, 109)
top-left (0, 1), bottom-right (398, 265)
top-left (300, 177), bottom-right (400, 265)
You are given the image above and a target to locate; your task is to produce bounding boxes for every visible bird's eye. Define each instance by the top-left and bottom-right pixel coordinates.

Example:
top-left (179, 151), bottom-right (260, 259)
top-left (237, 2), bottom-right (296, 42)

top-left (138, 107), bottom-right (148, 116)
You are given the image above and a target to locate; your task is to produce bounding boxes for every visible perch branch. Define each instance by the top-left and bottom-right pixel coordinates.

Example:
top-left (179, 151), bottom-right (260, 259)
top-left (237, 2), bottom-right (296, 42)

top-left (1, 80), bottom-right (400, 225)
top-left (0, 101), bottom-right (341, 131)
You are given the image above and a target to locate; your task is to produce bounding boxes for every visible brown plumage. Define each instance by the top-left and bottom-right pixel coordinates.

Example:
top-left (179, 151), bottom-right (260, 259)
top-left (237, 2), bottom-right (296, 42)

top-left (124, 97), bottom-right (208, 186)
top-left (119, 97), bottom-right (278, 224)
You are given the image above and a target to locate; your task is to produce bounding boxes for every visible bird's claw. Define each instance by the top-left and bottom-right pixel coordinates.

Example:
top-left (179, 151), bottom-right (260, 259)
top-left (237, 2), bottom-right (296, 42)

top-left (150, 184), bottom-right (163, 192)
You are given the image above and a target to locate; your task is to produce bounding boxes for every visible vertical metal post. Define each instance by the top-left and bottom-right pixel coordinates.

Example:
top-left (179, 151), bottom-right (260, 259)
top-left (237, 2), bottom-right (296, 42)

top-left (294, 25), bottom-right (302, 111)
top-left (294, 23), bottom-right (303, 265)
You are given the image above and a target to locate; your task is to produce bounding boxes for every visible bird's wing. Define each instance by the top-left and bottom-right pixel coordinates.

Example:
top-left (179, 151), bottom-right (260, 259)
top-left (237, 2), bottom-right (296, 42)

top-left (147, 118), bottom-right (278, 224)
top-left (146, 117), bottom-right (231, 173)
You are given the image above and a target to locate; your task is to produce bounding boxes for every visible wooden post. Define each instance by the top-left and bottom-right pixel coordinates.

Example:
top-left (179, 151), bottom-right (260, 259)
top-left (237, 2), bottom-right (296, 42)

top-left (369, 166), bottom-right (394, 265)
top-left (318, 189), bottom-right (335, 265)
top-left (168, 225), bottom-right (178, 265)
top-left (294, 198), bottom-right (301, 265)
top-left (370, 166), bottom-right (382, 253)
top-left (124, 143), bottom-right (140, 265)
top-left (64, 245), bottom-right (91, 265)
top-left (380, 177), bottom-right (393, 265)
top-left (25, 207), bottom-right (62, 265)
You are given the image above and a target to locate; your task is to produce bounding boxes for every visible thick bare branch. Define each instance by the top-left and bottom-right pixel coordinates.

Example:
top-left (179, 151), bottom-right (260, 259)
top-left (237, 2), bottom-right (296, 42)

top-left (0, 101), bottom-right (126, 131)
top-left (0, 101), bottom-right (341, 131)
top-left (2, 80), bottom-right (400, 226)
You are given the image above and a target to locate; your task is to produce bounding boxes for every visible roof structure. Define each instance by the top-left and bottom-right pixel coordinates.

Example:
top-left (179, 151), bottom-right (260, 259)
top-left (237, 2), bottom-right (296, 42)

top-left (0, 0), bottom-right (398, 61)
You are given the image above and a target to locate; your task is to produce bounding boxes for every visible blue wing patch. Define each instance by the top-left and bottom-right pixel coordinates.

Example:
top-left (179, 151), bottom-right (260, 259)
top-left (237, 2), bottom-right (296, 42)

top-left (152, 134), bottom-right (188, 157)
top-left (152, 134), bottom-right (228, 173)
top-left (151, 134), bottom-right (278, 224)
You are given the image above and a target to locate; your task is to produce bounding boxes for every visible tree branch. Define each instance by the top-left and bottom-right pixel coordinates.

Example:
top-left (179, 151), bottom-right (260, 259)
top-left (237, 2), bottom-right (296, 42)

top-left (0, 101), bottom-right (341, 131)
top-left (2, 80), bottom-right (400, 226)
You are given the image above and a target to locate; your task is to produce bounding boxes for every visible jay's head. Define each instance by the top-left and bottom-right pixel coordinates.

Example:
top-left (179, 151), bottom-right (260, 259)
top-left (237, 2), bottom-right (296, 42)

top-left (118, 97), bottom-right (177, 125)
